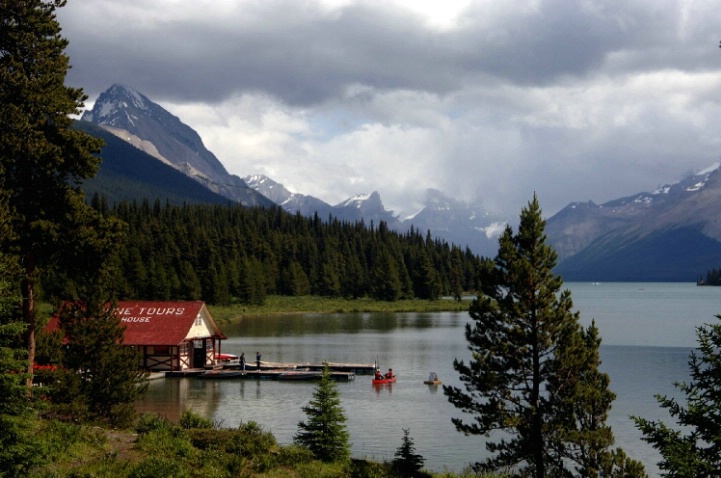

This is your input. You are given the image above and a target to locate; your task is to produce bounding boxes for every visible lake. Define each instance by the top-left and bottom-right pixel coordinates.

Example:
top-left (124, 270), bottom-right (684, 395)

top-left (136, 282), bottom-right (721, 476)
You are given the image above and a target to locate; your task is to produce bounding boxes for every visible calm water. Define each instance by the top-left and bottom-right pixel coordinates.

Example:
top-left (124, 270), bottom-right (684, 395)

top-left (137, 282), bottom-right (721, 476)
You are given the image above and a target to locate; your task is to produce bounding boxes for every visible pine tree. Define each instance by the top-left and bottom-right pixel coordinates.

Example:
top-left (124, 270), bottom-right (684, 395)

top-left (444, 195), bottom-right (645, 478)
top-left (0, 254), bottom-right (44, 476)
top-left (295, 365), bottom-right (351, 463)
top-left (55, 299), bottom-right (148, 427)
top-left (370, 248), bottom-right (402, 301)
top-left (0, 0), bottom-right (105, 388)
top-left (634, 316), bottom-right (721, 477)
top-left (391, 428), bottom-right (426, 477)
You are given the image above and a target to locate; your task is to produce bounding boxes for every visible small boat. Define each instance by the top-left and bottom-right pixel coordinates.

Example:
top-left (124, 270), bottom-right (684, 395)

top-left (278, 370), bottom-right (322, 381)
top-left (372, 375), bottom-right (396, 385)
top-left (423, 371), bottom-right (442, 385)
top-left (197, 370), bottom-right (244, 379)
top-left (214, 352), bottom-right (238, 364)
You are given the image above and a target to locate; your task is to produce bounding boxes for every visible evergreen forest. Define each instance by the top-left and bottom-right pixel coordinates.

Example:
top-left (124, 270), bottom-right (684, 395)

top-left (699, 268), bottom-right (721, 285)
top-left (61, 196), bottom-right (492, 306)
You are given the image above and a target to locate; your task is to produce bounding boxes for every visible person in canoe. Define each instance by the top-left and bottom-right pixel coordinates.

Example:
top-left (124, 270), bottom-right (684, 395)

top-left (384, 368), bottom-right (394, 379)
top-left (374, 369), bottom-right (383, 380)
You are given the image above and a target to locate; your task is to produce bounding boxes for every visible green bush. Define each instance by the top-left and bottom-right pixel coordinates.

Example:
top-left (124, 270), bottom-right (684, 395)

top-left (135, 427), bottom-right (197, 460)
top-left (236, 420), bottom-right (277, 455)
top-left (295, 460), bottom-right (351, 478)
top-left (277, 445), bottom-right (315, 467)
top-left (350, 458), bottom-right (392, 478)
top-left (186, 428), bottom-right (242, 453)
top-left (135, 413), bottom-right (171, 434)
top-left (179, 409), bottom-right (213, 430)
top-left (128, 456), bottom-right (191, 478)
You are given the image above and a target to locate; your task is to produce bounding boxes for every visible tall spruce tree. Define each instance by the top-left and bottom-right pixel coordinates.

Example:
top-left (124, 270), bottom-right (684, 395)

top-left (633, 316), bottom-right (721, 477)
top-left (295, 365), bottom-right (351, 463)
top-left (0, 0), bottom-right (105, 388)
top-left (444, 195), bottom-right (645, 478)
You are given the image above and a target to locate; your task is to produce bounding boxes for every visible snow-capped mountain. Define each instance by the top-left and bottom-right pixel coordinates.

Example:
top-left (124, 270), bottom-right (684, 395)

top-left (244, 175), bottom-right (400, 228)
top-left (332, 192), bottom-right (401, 226)
top-left (244, 176), bottom-right (503, 256)
top-left (546, 163), bottom-right (721, 281)
top-left (83, 84), bottom-right (270, 207)
top-left (243, 175), bottom-right (333, 218)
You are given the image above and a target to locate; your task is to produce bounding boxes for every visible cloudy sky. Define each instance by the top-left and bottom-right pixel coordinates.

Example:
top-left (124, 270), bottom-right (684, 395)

top-left (58, 0), bottom-right (721, 220)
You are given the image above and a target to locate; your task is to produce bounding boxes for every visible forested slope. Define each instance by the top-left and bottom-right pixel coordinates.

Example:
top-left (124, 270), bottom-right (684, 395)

top-left (79, 199), bottom-right (490, 305)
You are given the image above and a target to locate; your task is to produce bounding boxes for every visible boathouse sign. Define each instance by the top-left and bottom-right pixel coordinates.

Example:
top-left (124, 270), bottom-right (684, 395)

top-left (116, 306), bottom-right (186, 323)
top-left (45, 301), bottom-right (226, 372)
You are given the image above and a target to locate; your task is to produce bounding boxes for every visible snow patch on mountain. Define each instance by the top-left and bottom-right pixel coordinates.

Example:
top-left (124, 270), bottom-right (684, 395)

top-left (652, 161), bottom-right (720, 195)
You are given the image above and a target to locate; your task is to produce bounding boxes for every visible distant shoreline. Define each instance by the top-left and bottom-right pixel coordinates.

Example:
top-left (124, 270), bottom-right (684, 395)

top-left (208, 295), bottom-right (471, 324)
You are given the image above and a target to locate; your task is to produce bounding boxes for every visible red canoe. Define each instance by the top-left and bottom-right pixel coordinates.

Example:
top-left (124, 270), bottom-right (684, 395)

top-left (372, 375), bottom-right (396, 385)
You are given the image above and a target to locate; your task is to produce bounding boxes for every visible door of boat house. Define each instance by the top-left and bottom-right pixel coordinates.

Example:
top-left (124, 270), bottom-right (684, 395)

top-left (193, 340), bottom-right (206, 369)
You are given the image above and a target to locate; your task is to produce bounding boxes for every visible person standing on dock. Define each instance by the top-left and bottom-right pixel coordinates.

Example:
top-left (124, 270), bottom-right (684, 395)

top-left (256, 351), bottom-right (261, 370)
top-left (240, 352), bottom-right (246, 371)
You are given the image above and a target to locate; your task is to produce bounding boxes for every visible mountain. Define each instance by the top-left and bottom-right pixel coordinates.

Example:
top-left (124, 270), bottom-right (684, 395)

top-left (244, 174), bottom-right (402, 227)
top-left (332, 192), bottom-right (402, 227)
top-left (85, 83), bottom-right (721, 279)
top-left (243, 175), bottom-right (334, 218)
top-left (547, 163), bottom-right (721, 281)
top-left (244, 175), bottom-right (503, 256)
top-left (75, 121), bottom-right (234, 206)
top-left (406, 189), bottom-right (504, 257)
top-left (82, 84), bottom-right (271, 207)
top-left (82, 85), bottom-right (498, 253)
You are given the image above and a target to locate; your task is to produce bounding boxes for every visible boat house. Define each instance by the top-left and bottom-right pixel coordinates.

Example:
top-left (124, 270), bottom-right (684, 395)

top-left (45, 301), bottom-right (227, 372)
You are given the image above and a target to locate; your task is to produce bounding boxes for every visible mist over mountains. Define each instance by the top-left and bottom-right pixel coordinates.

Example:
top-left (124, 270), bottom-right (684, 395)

top-left (81, 84), bottom-right (721, 281)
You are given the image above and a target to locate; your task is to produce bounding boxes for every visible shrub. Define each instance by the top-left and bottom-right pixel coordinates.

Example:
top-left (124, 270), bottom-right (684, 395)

top-left (135, 413), bottom-right (171, 435)
top-left (179, 409), bottom-right (213, 429)
top-left (187, 428), bottom-right (242, 453)
top-left (128, 456), bottom-right (191, 478)
top-left (277, 445), bottom-right (316, 467)
top-left (236, 420), bottom-right (277, 455)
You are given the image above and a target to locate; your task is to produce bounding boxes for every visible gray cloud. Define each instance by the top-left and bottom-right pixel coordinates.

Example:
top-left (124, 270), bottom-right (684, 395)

top-left (57, 0), bottom-right (721, 219)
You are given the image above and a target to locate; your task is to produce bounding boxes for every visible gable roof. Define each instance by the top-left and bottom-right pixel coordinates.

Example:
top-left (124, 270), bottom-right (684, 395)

top-left (45, 301), bottom-right (227, 346)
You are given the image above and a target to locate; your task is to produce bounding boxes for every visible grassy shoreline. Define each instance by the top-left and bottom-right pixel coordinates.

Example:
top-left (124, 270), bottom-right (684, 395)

top-left (208, 295), bottom-right (472, 324)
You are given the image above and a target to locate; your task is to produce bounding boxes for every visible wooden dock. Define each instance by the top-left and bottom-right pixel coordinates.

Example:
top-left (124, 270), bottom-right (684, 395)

top-left (166, 368), bottom-right (355, 381)
top-left (222, 360), bottom-right (375, 375)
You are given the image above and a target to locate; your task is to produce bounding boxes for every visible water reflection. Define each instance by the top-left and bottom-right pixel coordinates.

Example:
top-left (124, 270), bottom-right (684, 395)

top-left (221, 312), bottom-right (460, 338)
top-left (135, 292), bottom-right (704, 477)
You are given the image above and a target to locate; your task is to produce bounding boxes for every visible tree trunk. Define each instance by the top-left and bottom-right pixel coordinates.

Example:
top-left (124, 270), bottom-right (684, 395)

top-left (531, 310), bottom-right (544, 478)
top-left (22, 254), bottom-right (36, 393)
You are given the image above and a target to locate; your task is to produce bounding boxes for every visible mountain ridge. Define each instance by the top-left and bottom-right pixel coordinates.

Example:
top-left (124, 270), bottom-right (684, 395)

top-left (81, 84), bottom-right (721, 280)
top-left (547, 163), bottom-right (721, 281)
top-left (82, 83), bottom-right (270, 207)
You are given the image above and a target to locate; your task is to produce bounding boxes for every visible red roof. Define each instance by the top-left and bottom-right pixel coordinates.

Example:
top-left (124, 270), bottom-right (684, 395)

top-left (45, 301), bottom-right (226, 346)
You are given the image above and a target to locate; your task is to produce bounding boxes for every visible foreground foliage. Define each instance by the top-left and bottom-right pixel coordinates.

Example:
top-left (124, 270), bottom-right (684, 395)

top-left (25, 412), bottom-right (498, 478)
top-left (634, 315), bottom-right (721, 477)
